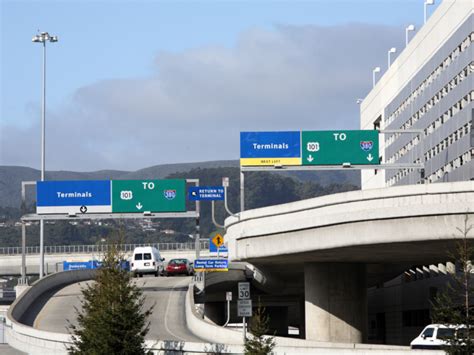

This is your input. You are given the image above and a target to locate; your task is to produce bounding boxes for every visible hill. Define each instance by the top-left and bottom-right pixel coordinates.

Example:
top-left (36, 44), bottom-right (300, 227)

top-left (0, 161), bottom-right (359, 208)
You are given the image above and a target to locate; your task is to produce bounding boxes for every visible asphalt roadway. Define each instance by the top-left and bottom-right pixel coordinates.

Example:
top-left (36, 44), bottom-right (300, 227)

top-left (31, 276), bottom-right (204, 342)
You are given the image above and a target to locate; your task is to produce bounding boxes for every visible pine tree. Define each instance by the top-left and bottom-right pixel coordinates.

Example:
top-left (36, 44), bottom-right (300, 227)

top-left (244, 299), bottom-right (276, 355)
top-left (68, 240), bottom-right (153, 355)
top-left (431, 214), bottom-right (474, 354)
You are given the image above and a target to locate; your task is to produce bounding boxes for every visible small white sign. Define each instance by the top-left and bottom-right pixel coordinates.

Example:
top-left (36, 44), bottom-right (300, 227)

top-left (226, 291), bottom-right (232, 301)
top-left (238, 282), bottom-right (250, 300)
top-left (238, 299), bottom-right (252, 317)
top-left (222, 177), bottom-right (230, 187)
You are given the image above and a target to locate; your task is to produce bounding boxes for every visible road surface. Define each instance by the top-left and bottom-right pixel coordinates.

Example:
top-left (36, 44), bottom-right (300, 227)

top-left (31, 276), bottom-right (203, 342)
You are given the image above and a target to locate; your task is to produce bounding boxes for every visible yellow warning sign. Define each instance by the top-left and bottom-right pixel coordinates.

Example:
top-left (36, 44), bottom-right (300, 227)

top-left (212, 233), bottom-right (224, 248)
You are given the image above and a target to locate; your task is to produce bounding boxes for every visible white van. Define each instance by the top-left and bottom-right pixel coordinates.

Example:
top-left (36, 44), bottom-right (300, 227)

top-left (131, 246), bottom-right (164, 277)
top-left (410, 324), bottom-right (458, 350)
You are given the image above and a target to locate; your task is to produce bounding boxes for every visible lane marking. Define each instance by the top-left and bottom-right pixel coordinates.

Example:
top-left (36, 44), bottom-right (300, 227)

top-left (163, 277), bottom-right (190, 342)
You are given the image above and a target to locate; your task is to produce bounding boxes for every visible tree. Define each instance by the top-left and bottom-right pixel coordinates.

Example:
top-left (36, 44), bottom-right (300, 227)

top-left (244, 299), bottom-right (276, 355)
top-left (431, 214), bottom-right (474, 354)
top-left (68, 239), bottom-right (153, 355)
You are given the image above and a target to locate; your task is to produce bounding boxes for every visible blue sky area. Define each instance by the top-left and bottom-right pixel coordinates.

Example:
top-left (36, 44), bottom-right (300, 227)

top-left (0, 0), bottom-right (441, 171)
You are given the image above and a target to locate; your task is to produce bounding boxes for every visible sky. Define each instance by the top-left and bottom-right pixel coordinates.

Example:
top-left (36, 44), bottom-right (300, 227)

top-left (0, 0), bottom-right (441, 172)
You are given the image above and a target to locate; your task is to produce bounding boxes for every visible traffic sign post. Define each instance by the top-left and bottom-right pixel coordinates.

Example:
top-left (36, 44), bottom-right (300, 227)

top-left (210, 233), bottom-right (228, 256)
top-left (302, 130), bottom-right (379, 165)
top-left (112, 179), bottom-right (186, 213)
top-left (238, 281), bottom-right (251, 343)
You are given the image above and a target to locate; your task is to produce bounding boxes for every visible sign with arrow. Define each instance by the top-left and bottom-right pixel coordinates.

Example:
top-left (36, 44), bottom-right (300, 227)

top-left (302, 130), bottom-right (379, 166)
top-left (210, 233), bottom-right (228, 254)
top-left (188, 186), bottom-right (225, 201)
top-left (111, 179), bottom-right (186, 213)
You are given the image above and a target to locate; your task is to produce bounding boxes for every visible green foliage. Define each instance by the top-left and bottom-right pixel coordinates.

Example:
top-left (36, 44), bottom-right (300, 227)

top-left (68, 237), bottom-right (153, 355)
top-left (244, 299), bottom-right (276, 355)
top-left (431, 215), bottom-right (474, 354)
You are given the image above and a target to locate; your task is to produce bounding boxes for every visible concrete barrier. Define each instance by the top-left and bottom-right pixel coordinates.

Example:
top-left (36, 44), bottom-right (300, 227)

top-left (184, 284), bottom-right (443, 354)
top-left (6, 269), bottom-right (95, 355)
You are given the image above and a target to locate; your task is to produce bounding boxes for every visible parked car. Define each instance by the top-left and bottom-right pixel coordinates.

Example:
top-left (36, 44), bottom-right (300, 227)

top-left (131, 246), bottom-right (164, 277)
top-left (165, 258), bottom-right (194, 276)
top-left (410, 324), bottom-right (461, 350)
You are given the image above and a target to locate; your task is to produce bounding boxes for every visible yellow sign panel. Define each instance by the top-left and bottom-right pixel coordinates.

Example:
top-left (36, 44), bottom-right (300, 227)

top-left (212, 233), bottom-right (224, 248)
top-left (240, 157), bottom-right (302, 166)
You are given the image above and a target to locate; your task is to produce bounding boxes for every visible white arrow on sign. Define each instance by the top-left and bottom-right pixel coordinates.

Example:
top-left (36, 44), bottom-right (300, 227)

top-left (191, 191), bottom-right (197, 196)
top-left (307, 154), bottom-right (314, 162)
top-left (136, 202), bottom-right (143, 210)
top-left (367, 154), bottom-right (374, 162)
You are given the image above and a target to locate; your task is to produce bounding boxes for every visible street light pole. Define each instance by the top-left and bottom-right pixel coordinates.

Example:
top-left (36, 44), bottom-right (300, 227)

top-left (405, 24), bottom-right (416, 46)
top-left (372, 67), bottom-right (381, 88)
top-left (424, 0), bottom-right (435, 24)
top-left (32, 31), bottom-right (58, 278)
top-left (387, 47), bottom-right (397, 69)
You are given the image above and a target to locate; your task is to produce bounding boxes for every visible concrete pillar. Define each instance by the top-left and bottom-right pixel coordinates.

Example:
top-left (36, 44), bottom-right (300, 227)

top-left (304, 263), bottom-right (367, 343)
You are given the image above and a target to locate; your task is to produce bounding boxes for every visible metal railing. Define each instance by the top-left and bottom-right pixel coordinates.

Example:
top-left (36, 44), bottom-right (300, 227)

top-left (0, 240), bottom-right (209, 256)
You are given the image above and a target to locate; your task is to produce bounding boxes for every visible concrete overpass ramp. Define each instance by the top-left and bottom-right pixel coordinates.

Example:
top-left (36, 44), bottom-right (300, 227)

top-left (225, 182), bottom-right (474, 344)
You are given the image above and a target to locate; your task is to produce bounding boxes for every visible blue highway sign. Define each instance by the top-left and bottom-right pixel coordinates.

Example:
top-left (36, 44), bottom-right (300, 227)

top-left (36, 180), bottom-right (112, 214)
top-left (240, 131), bottom-right (301, 166)
top-left (188, 186), bottom-right (225, 201)
top-left (194, 259), bottom-right (229, 272)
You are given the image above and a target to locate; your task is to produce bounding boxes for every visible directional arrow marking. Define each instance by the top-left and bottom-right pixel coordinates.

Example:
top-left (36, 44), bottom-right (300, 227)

top-left (191, 191), bottom-right (197, 196)
top-left (307, 154), bottom-right (314, 162)
top-left (80, 205), bottom-right (87, 214)
top-left (367, 154), bottom-right (374, 162)
top-left (136, 202), bottom-right (143, 210)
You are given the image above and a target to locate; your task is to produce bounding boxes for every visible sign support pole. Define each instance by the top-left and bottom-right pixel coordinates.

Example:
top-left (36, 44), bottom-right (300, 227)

top-left (240, 169), bottom-right (245, 212)
top-left (243, 316), bottom-right (246, 344)
top-left (20, 181), bottom-right (35, 284)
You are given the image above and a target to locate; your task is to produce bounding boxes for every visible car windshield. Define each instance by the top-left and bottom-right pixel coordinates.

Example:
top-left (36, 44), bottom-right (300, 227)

top-left (437, 328), bottom-right (455, 339)
top-left (170, 259), bottom-right (186, 265)
top-left (422, 327), bottom-right (435, 338)
top-left (134, 254), bottom-right (143, 260)
top-left (144, 253), bottom-right (152, 260)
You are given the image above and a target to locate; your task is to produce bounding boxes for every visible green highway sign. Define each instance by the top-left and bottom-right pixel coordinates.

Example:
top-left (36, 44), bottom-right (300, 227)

top-left (112, 179), bottom-right (186, 213)
top-left (302, 130), bottom-right (379, 165)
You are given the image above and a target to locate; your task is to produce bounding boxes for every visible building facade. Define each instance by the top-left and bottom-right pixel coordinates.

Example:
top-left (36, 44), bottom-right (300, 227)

top-left (361, 0), bottom-right (473, 189)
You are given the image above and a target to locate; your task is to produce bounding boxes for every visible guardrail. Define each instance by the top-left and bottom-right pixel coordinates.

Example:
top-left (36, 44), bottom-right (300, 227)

top-left (0, 241), bottom-right (210, 256)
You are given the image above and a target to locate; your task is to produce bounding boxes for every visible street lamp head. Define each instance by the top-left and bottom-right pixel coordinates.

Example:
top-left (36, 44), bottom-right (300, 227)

top-left (32, 35), bottom-right (41, 43)
top-left (373, 67), bottom-right (381, 73)
top-left (425, 0), bottom-right (434, 5)
top-left (356, 98), bottom-right (363, 104)
top-left (389, 47), bottom-right (397, 54)
top-left (50, 36), bottom-right (58, 42)
top-left (406, 24), bottom-right (416, 31)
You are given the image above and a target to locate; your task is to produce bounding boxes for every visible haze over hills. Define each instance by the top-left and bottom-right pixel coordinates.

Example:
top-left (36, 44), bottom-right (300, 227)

top-left (0, 160), bottom-right (359, 208)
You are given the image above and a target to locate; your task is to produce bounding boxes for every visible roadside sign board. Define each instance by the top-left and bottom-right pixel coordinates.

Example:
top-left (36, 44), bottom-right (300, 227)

top-left (188, 186), bottom-right (225, 201)
top-left (212, 233), bottom-right (224, 248)
top-left (37, 180), bottom-right (111, 215)
top-left (238, 282), bottom-right (250, 300)
top-left (302, 130), bottom-right (379, 165)
top-left (240, 131), bottom-right (301, 166)
top-left (112, 179), bottom-right (186, 213)
top-left (210, 233), bottom-right (229, 254)
top-left (238, 300), bottom-right (252, 317)
top-left (193, 259), bottom-right (229, 272)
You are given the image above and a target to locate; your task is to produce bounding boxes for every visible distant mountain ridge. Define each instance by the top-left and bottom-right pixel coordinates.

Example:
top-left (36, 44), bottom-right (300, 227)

top-left (0, 160), bottom-right (359, 208)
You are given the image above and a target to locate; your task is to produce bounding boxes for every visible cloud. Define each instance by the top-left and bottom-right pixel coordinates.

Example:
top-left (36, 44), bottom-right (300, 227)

top-left (1, 23), bottom-right (403, 171)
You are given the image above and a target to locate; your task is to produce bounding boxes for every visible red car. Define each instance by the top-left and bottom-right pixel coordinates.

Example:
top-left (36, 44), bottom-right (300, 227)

top-left (165, 258), bottom-right (194, 276)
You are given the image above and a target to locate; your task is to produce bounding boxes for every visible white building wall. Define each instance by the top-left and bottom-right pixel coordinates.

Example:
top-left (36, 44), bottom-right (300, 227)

top-left (360, 0), bottom-right (473, 189)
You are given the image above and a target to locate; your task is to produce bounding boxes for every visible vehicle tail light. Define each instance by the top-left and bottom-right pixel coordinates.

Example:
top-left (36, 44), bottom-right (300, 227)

top-left (131, 263), bottom-right (134, 267)
top-left (153, 261), bottom-right (156, 266)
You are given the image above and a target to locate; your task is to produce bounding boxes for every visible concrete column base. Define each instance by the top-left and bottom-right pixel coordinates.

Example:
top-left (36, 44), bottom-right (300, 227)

top-left (304, 262), bottom-right (367, 343)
